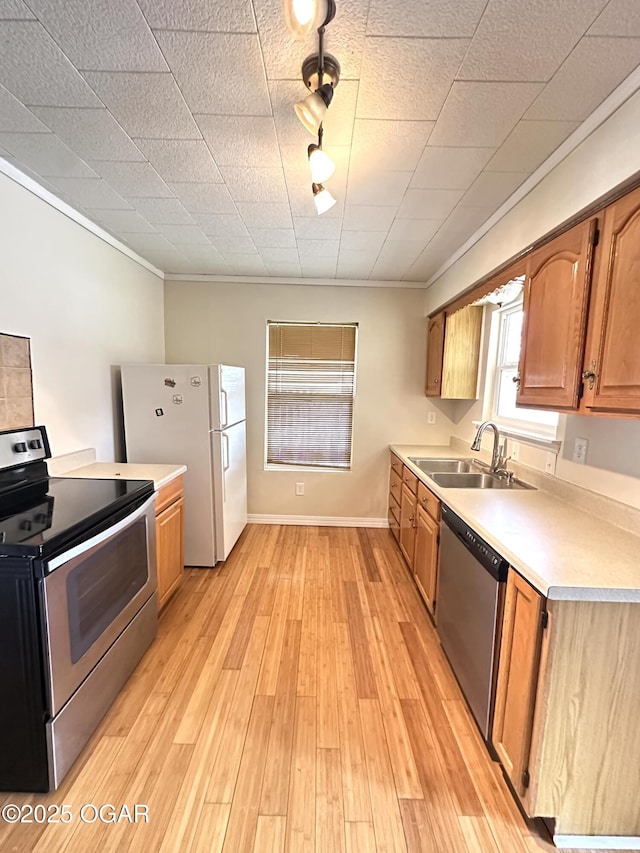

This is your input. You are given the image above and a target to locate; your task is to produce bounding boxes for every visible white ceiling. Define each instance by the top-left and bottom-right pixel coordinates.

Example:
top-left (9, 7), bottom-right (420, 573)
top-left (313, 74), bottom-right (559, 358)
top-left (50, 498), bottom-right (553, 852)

top-left (1, 0), bottom-right (640, 282)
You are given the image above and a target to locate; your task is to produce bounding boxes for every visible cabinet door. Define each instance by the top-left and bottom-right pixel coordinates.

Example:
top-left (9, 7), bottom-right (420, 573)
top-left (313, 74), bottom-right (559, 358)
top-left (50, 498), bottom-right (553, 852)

top-left (399, 483), bottom-right (417, 570)
top-left (156, 496), bottom-right (185, 609)
top-left (586, 187), bottom-right (640, 413)
top-left (425, 312), bottom-right (445, 397)
top-left (517, 219), bottom-right (597, 410)
top-left (414, 505), bottom-right (439, 615)
top-left (492, 571), bottom-right (545, 797)
top-left (441, 305), bottom-right (483, 399)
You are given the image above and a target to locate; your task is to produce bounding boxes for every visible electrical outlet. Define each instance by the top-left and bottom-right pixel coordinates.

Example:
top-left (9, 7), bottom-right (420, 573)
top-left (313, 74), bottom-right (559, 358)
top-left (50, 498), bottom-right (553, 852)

top-left (295, 482), bottom-right (304, 496)
top-left (572, 437), bottom-right (588, 465)
top-left (510, 441), bottom-right (520, 461)
top-left (427, 411), bottom-right (436, 424)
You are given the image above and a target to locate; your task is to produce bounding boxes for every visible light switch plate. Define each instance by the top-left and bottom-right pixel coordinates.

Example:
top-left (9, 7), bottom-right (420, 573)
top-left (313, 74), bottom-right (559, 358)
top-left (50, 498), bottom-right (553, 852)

top-left (427, 411), bottom-right (436, 424)
top-left (295, 482), bottom-right (304, 495)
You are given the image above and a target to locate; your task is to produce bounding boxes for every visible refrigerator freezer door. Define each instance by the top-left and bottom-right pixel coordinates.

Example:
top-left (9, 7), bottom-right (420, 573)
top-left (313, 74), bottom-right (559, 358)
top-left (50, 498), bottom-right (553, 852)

top-left (121, 363), bottom-right (216, 567)
top-left (209, 365), bottom-right (246, 430)
top-left (211, 420), bottom-right (247, 561)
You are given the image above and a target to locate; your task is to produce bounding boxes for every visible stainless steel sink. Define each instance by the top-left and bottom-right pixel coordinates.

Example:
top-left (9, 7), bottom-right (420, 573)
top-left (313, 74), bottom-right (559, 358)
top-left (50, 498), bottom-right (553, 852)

top-left (430, 472), bottom-right (535, 490)
top-left (408, 457), bottom-right (481, 474)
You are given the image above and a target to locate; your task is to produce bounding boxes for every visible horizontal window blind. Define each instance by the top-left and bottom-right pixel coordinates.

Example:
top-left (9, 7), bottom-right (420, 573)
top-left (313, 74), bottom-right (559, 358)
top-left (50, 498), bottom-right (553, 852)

top-left (267, 322), bottom-right (357, 469)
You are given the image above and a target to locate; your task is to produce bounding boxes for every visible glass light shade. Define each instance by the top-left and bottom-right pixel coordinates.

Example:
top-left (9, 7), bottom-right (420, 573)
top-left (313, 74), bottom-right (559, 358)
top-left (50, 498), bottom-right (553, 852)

top-left (308, 146), bottom-right (335, 183)
top-left (313, 185), bottom-right (336, 215)
top-left (295, 91), bottom-right (328, 134)
top-left (283, 0), bottom-right (330, 39)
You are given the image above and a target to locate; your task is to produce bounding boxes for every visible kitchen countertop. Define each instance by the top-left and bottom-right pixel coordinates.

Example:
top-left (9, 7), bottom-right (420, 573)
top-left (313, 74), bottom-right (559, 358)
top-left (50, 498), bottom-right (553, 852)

top-left (58, 461), bottom-right (186, 491)
top-left (391, 444), bottom-right (640, 603)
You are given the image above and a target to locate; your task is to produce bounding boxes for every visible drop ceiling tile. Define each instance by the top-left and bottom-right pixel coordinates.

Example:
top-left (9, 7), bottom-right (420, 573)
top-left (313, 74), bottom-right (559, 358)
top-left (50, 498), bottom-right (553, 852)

top-left (0, 22), bottom-right (102, 107)
top-left (297, 239), bottom-right (340, 259)
top-left (90, 161), bottom-right (172, 199)
top-left (372, 240), bottom-right (426, 279)
top-left (157, 224), bottom-right (211, 245)
top-left (167, 181), bottom-right (236, 214)
top-left (387, 218), bottom-right (442, 242)
top-left (236, 202), bottom-right (293, 229)
top-left (589, 0), bottom-right (640, 35)
top-left (460, 172), bottom-right (526, 208)
top-left (0, 131), bottom-right (97, 177)
top-left (254, 0), bottom-right (367, 81)
top-left (88, 209), bottom-right (157, 234)
top-left (25, 0), bottom-right (167, 72)
top-left (525, 36), bottom-right (640, 121)
top-left (154, 32), bottom-right (270, 116)
top-left (398, 188), bottom-right (464, 220)
top-left (128, 197), bottom-right (195, 225)
top-left (351, 119), bottom-right (433, 172)
top-left (300, 258), bottom-right (338, 278)
top-left (169, 244), bottom-right (226, 265)
top-left (270, 80), bottom-right (359, 148)
top-left (31, 107), bottom-right (144, 161)
top-left (411, 146), bottom-right (495, 190)
top-left (486, 120), bottom-right (579, 172)
top-left (210, 236), bottom-right (257, 254)
top-left (429, 82), bottom-right (544, 148)
top-left (347, 169), bottom-right (412, 206)
top-left (441, 204), bottom-right (494, 235)
top-left (138, 0), bottom-right (255, 31)
top-left (342, 205), bottom-right (397, 232)
top-left (49, 177), bottom-right (132, 210)
top-left (357, 37), bottom-right (468, 121)
top-left (119, 232), bottom-right (177, 254)
top-left (259, 247), bottom-right (300, 264)
top-left (225, 255), bottom-right (268, 275)
top-left (293, 217), bottom-right (343, 241)
top-left (197, 115), bottom-right (280, 167)
top-left (82, 72), bottom-right (200, 139)
top-left (168, 254), bottom-right (231, 275)
top-left (0, 1), bottom-right (34, 19)
top-left (264, 262), bottom-right (302, 277)
top-left (191, 213), bottom-right (248, 237)
top-left (336, 251), bottom-right (376, 279)
top-left (134, 139), bottom-right (222, 184)
top-left (219, 166), bottom-right (288, 204)
top-left (366, 0), bottom-right (487, 37)
top-left (0, 85), bottom-right (48, 132)
top-left (339, 231), bottom-right (387, 253)
top-left (248, 228), bottom-right (297, 248)
top-left (459, 0), bottom-right (607, 82)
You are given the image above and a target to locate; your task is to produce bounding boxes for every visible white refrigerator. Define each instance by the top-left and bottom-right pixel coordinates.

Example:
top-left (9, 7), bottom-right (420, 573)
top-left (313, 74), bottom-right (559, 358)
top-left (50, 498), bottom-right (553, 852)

top-left (120, 363), bottom-right (247, 567)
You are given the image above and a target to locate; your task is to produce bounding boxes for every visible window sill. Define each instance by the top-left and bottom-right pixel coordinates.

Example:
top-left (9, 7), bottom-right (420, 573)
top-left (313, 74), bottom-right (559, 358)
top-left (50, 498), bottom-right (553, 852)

top-left (472, 421), bottom-right (562, 454)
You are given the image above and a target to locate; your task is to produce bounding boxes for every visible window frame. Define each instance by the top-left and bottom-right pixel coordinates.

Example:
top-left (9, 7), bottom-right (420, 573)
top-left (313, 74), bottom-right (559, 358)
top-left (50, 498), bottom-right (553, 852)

top-left (264, 321), bottom-right (358, 473)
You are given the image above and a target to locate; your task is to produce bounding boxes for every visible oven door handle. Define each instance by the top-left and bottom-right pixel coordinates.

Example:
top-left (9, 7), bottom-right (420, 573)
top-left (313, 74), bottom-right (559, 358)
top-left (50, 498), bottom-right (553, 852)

top-left (46, 494), bottom-right (157, 572)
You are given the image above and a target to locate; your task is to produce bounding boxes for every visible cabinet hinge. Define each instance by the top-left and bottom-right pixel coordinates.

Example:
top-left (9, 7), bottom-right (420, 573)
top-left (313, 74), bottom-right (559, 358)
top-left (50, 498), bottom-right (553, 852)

top-left (593, 228), bottom-right (600, 247)
top-left (521, 769), bottom-right (530, 789)
top-left (540, 610), bottom-right (549, 630)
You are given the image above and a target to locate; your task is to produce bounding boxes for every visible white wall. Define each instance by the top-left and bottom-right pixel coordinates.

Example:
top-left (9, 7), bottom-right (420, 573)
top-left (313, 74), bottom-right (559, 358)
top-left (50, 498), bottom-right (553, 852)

top-left (424, 89), bottom-right (640, 509)
top-left (164, 280), bottom-right (451, 521)
top-left (0, 173), bottom-right (165, 461)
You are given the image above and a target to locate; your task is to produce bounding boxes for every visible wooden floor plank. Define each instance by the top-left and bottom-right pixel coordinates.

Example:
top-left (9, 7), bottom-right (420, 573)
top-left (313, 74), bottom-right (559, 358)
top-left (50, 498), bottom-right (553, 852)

top-left (345, 822), bottom-right (378, 853)
top-left (190, 803), bottom-right (230, 853)
top-left (285, 696), bottom-right (317, 853)
top-left (253, 815), bottom-right (286, 853)
top-left (316, 748), bottom-right (346, 853)
top-left (399, 799), bottom-right (441, 853)
top-left (344, 581), bottom-right (378, 700)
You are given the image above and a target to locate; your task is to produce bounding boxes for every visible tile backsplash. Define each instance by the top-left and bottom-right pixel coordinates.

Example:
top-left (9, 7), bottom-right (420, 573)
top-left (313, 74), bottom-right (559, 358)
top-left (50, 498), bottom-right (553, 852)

top-left (0, 333), bottom-right (34, 430)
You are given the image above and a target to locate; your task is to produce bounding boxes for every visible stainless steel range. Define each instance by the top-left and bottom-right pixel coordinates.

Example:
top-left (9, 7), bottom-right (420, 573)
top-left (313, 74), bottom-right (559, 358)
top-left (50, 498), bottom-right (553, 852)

top-left (0, 426), bottom-right (157, 792)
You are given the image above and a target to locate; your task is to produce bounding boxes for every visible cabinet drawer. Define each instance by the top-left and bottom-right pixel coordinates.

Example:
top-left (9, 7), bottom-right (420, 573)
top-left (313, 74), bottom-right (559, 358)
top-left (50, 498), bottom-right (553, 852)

top-left (389, 468), bottom-right (402, 505)
top-left (388, 499), bottom-right (399, 526)
top-left (389, 507), bottom-right (400, 542)
top-left (390, 452), bottom-right (403, 476)
top-left (401, 466), bottom-right (418, 495)
top-left (417, 481), bottom-right (440, 522)
top-left (155, 475), bottom-right (183, 514)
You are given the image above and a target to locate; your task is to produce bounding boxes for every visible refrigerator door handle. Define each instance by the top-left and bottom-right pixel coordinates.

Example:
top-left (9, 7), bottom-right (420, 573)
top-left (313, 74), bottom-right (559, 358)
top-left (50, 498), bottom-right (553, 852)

top-left (220, 389), bottom-right (229, 427)
top-left (222, 432), bottom-right (230, 472)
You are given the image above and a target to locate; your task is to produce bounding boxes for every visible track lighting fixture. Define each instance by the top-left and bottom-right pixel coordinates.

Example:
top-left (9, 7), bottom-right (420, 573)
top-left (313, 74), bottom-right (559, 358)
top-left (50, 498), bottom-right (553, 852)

top-left (307, 143), bottom-right (335, 183)
top-left (283, 0), bottom-right (336, 39)
top-left (312, 182), bottom-right (336, 215)
top-left (295, 84), bottom-right (334, 135)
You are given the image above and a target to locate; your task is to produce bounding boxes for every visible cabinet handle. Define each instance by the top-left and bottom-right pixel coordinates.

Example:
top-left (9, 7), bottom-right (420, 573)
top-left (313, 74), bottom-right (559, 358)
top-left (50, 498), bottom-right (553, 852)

top-left (582, 360), bottom-right (597, 390)
top-left (434, 378), bottom-right (439, 384)
top-left (512, 374), bottom-right (521, 387)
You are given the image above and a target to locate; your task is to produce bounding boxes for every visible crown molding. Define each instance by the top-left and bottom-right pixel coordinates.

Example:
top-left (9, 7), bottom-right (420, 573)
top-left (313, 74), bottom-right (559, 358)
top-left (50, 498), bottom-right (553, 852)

top-left (164, 273), bottom-right (423, 288)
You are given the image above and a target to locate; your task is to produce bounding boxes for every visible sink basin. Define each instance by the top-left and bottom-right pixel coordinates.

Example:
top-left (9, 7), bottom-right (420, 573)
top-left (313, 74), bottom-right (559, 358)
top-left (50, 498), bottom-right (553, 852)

top-left (408, 457), bottom-right (482, 474)
top-left (430, 472), bottom-right (534, 490)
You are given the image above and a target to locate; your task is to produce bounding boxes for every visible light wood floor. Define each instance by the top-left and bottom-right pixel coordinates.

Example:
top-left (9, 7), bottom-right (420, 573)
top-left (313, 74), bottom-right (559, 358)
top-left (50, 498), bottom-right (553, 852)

top-left (0, 525), bottom-right (615, 852)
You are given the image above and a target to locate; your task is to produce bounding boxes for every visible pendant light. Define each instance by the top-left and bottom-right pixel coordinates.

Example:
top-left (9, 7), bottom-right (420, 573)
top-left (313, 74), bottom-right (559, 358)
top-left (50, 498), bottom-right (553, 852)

top-left (294, 52), bottom-right (340, 136)
top-left (283, 0), bottom-right (336, 39)
top-left (312, 182), bottom-right (336, 215)
top-left (308, 144), bottom-right (335, 183)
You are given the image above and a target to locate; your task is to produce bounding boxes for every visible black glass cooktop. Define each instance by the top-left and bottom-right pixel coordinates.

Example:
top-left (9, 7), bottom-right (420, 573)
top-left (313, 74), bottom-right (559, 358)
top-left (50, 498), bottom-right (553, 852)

top-left (0, 474), bottom-right (154, 559)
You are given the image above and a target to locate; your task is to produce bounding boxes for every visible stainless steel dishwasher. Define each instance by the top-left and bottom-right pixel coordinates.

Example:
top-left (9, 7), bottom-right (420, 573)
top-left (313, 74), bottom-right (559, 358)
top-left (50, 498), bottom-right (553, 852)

top-left (436, 504), bottom-right (509, 740)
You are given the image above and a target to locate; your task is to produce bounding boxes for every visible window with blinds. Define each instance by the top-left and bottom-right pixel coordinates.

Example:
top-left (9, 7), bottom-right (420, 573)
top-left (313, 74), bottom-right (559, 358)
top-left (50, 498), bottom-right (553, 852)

top-left (266, 322), bottom-right (357, 470)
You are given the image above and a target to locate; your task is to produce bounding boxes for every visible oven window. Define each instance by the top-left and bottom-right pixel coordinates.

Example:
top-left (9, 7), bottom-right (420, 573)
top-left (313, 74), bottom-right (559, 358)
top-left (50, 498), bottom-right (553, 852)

top-left (66, 518), bottom-right (149, 663)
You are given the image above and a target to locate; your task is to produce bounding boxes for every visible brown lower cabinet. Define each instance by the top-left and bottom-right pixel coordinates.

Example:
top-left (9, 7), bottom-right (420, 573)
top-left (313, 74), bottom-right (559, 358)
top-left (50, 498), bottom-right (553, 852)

top-left (155, 476), bottom-right (185, 610)
top-left (413, 505), bottom-right (439, 615)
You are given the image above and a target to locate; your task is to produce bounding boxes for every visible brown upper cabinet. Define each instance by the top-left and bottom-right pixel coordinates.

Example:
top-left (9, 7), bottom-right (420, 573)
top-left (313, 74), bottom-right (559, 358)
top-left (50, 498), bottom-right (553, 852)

top-left (425, 305), bottom-right (482, 399)
top-left (581, 184), bottom-right (640, 414)
top-left (516, 219), bottom-right (597, 411)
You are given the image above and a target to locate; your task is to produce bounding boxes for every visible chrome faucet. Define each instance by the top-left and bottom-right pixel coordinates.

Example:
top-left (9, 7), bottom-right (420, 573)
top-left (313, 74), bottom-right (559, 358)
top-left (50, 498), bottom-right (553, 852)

top-left (471, 421), bottom-right (509, 474)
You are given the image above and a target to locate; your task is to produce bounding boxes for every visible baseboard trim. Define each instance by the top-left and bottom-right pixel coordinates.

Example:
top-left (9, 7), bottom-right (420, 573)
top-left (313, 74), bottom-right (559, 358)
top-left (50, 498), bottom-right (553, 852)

top-left (247, 514), bottom-right (389, 528)
top-left (554, 835), bottom-right (640, 850)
